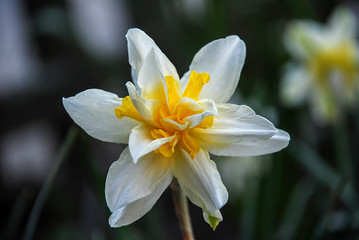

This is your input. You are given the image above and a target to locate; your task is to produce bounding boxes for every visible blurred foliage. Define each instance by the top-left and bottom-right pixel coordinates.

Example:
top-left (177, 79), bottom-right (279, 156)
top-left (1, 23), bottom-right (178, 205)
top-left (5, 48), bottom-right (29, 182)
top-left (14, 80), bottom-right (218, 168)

top-left (1, 0), bottom-right (358, 240)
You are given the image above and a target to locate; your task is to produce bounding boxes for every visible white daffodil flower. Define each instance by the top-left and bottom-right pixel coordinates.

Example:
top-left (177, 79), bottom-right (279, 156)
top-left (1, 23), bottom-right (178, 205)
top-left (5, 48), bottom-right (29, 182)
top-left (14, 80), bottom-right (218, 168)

top-left (281, 6), bottom-right (359, 123)
top-left (63, 28), bottom-right (290, 229)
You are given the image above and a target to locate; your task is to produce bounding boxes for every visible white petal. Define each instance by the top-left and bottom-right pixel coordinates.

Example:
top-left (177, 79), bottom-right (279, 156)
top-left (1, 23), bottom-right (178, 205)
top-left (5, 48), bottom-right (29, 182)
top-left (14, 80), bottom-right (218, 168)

top-left (129, 124), bottom-right (176, 163)
top-left (136, 48), bottom-right (167, 102)
top-left (179, 98), bottom-right (217, 128)
top-left (284, 21), bottom-right (326, 60)
top-left (126, 82), bottom-right (160, 127)
top-left (109, 173), bottom-right (172, 227)
top-left (181, 35), bottom-right (246, 103)
top-left (329, 6), bottom-right (357, 38)
top-left (172, 148), bottom-right (228, 213)
top-left (185, 111), bottom-right (215, 129)
top-left (198, 99), bottom-right (218, 115)
top-left (160, 118), bottom-right (188, 131)
top-left (192, 104), bottom-right (278, 150)
top-left (105, 147), bottom-right (172, 214)
top-left (280, 64), bottom-right (311, 106)
top-left (126, 28), bottom-right (179, 85)
top-left (209, 129), bottom-right (290, 157)
top-left (62, 89), bottom-right (138, 144)
top-left (175, 97), bottom-right (204, 113)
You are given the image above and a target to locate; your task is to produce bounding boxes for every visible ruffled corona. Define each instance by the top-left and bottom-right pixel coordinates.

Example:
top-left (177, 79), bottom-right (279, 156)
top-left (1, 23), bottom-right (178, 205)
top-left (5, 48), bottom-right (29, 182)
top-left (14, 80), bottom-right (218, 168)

top-left (115, 71), bottom-right (214, 159)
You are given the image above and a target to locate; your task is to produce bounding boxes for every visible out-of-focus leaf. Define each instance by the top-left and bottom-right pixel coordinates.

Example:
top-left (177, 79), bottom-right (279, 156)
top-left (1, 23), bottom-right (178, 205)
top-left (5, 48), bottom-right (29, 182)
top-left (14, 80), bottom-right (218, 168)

top-left (275, 179), bottom-right (314, 240)
top-left (290, 141), bottom-right (340, 188)
top-left (290, 141), bottom-right (359, 232)
top-left (240, 178), bottom-right (260, 240)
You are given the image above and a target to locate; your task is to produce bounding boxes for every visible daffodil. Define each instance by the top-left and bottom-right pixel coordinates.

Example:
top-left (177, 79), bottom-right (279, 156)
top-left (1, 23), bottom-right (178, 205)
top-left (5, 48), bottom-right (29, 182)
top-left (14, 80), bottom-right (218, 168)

top-left (281, 7), bottom-right (359, 123)
top-left (63, 28), bottom-right (290, 229)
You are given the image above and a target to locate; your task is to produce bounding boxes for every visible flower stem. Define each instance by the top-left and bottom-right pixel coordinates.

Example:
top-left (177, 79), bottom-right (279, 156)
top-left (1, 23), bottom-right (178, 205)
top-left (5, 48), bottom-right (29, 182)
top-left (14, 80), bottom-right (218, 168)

top-left (170, 179), bottom-right (195, 240)
top-left (334, 120), bottom-right (353, 182)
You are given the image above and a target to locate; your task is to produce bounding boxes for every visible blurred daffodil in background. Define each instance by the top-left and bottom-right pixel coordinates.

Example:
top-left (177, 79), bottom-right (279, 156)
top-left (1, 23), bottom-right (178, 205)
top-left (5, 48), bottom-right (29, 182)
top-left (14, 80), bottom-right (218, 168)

top-left (280, 6), bottom-right (359, 124)
top-left (63, 28), bottom-right (289, 235)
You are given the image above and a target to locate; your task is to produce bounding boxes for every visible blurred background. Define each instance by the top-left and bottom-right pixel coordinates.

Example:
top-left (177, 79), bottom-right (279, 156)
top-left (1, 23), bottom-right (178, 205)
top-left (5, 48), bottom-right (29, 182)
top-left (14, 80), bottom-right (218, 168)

top-left (1, 0), bottom-right (358, 239)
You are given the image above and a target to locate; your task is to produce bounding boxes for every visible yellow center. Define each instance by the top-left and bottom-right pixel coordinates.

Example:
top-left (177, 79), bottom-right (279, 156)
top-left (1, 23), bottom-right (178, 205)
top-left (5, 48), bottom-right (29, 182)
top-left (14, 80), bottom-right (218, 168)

top-left (309, 41), bottom-right (357, 90)
top-left (115, 71), bottom-right (214, 159)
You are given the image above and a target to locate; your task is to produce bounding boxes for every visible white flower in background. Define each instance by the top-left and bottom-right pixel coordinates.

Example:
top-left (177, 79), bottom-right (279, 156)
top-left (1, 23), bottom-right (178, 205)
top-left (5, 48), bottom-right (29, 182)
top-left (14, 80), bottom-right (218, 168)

top-left (281, 6), bottom-right (359, 123)
top-left (63, 28), bottom-right (290, 229)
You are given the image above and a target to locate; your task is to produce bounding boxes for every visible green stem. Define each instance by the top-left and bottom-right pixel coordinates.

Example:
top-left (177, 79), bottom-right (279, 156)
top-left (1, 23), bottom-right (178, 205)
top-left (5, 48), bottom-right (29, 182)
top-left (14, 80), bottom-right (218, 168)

top-left (170, 179), bottom-right (195, 240)
top-left (334, 120), bottom-right (353, 182)
top-left (23, 126), bottom-right (78, 240)
top-left (2, 188), bottom-right (32, 240)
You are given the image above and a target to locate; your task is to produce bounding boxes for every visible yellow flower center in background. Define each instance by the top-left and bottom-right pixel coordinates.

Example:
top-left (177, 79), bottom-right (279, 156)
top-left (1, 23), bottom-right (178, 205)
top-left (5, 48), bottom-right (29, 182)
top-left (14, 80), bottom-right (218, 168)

top-left (115, 71), bottom-right (214, 159)
top-left (309, 42), bottom-right (357, 90)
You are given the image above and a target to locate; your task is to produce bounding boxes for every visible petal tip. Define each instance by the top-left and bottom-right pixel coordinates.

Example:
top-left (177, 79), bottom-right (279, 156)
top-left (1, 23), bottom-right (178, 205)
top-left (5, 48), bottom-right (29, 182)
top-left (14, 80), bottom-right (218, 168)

top-left (108, 213), bottom-right (123, 228)
top-left (62, 96), bottom-right (73, 111)
top-left (203, 210), bottom-right (223, 230)
top-left (126, 27), bottom-right (142, 37)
